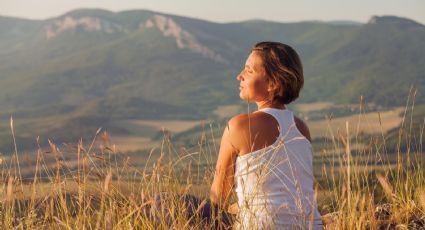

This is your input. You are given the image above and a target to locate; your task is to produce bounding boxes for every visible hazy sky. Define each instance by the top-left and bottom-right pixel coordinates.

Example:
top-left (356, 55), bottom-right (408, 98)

top-left (1, 0), bottom-right (424, 24)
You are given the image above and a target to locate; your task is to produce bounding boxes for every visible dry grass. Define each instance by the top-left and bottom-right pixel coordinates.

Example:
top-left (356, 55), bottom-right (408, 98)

top-left (0, 100), bottom-right (424, 229)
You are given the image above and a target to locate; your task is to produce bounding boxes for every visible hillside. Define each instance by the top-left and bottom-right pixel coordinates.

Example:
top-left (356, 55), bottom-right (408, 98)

top-left (0, 9), bottom-right (424, 152)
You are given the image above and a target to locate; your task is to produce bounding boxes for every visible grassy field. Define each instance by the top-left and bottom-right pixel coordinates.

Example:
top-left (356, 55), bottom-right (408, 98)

top-left (0, 129), bottom-right (423, 229)
top-left (102, 103), bottom-right (404, 153)
top-left (98, 135), bottom-right (155, 153)
top-left (212, 104), bottom-right (245, 119)
top-left (307, 107), bottom-right (404, 139)
top-left (121, 120), bottom-right (203, 134)
top-left (0, 102), bottom-right (424, 229)
top-left (293, 102), bottom-right (335, 113)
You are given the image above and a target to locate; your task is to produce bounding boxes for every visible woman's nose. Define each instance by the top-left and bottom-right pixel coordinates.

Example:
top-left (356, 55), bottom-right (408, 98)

top-left (236, 71), bottom-right (243, 81)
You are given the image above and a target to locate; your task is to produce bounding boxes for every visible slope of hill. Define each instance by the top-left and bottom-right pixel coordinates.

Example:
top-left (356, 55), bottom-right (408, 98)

top-left (0, 10), bottom-right (424, 151)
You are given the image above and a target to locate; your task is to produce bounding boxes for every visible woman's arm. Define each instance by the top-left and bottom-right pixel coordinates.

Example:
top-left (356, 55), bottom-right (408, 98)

top-left (294, 116), bottom-right (312, 142)
top-left (210, 120), bottom-right (239, 206)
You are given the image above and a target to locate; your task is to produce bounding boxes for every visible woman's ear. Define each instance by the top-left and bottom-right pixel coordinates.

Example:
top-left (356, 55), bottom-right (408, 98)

top-left (267, 82), bottom-right (278, 102)
top-left (267, 81), bottom-right (278, 94)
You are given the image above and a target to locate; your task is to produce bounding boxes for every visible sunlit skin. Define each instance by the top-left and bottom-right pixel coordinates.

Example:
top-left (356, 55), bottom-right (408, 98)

top-left (209, 51), bottom-right (311, 213)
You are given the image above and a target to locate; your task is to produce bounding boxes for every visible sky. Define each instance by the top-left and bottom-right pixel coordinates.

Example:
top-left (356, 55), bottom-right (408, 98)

top-left (1, 0), bottom-right (424, 24)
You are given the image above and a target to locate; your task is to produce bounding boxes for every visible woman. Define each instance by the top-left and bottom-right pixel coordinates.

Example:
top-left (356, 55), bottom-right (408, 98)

top-left (210, 41), bottom-right (323, 229)
top-left (154, 41), bottom-right (322, 229)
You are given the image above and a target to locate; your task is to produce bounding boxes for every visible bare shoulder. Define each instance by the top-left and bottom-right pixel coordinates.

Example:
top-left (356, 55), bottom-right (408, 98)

top-left (221, 114), bottom-right (252, 153)
top-left (227, 114), bottom-right (250, 129)
top-left (226, 112), bottom-right (268, 130)
top-left (294, 116), bottom-right (311, 142)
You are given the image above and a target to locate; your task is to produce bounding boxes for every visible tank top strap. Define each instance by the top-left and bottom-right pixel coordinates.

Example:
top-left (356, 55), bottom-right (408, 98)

top-left (256, 108), bottom-right (295, 138)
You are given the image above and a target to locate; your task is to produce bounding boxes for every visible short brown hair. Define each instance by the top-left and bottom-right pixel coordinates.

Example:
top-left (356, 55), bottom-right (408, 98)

top-left (251, 41), bottom-right (304, 105)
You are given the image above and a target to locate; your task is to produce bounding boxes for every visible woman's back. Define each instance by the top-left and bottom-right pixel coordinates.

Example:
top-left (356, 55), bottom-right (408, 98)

top-left (234, 108), bottom-right (322, 229)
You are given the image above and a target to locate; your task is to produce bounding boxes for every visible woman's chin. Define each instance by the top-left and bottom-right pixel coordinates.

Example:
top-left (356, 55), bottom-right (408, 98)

top-left (239, 93), bottom-right (245, 100)
top-left (239, 96), bottom-right (250, 102)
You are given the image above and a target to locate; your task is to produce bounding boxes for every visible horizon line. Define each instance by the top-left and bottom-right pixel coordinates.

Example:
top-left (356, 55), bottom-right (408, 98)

top-left (0, 7), bottom-right (398, 25)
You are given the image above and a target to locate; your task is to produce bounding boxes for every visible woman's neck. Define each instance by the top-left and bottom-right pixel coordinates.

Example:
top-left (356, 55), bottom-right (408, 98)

top-left (256, 100), bottom-right (286, 110)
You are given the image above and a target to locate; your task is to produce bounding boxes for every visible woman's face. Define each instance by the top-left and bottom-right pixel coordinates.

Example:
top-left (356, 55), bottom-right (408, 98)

top-left (237, 51), bottom-right (271, 102)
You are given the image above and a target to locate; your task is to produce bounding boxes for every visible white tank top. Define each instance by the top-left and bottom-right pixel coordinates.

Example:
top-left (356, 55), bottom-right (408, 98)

top-left (234, 108), bottom-right (323, 229)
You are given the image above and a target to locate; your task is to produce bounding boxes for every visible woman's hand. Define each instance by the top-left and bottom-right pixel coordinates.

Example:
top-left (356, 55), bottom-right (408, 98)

top-left (227, 202), bottom-right (240, 214)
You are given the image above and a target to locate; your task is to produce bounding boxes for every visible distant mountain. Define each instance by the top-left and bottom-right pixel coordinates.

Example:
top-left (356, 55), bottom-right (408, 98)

top-left (0, 9), bottom-right (424, 151)
top-left (0, 10), bottom-right (235, 118)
